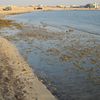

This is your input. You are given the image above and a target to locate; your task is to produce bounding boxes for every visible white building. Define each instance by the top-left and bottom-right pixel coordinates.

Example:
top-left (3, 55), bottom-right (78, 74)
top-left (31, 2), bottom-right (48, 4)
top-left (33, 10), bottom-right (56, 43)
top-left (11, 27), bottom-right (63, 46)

top-left (93, 2), bottom-right (98, 8)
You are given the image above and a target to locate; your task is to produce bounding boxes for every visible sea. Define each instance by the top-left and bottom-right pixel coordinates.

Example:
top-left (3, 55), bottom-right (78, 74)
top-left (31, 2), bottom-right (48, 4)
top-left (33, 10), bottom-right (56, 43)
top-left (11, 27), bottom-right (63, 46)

top-left (4, 10), bottom-right (100, 100)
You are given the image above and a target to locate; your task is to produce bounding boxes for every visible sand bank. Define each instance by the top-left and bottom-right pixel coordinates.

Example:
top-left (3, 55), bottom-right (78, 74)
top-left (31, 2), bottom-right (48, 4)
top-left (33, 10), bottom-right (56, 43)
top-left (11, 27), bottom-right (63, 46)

top-left (0, 37), bottom-right (57, 100)
top-left (0, 6), bottom-right (35, 15)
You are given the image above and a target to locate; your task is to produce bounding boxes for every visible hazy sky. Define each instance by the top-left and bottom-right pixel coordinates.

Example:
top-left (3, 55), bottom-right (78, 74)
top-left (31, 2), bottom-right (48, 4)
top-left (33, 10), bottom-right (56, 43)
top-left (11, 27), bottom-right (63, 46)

top-left (0, 0), bottom-right (100, 6)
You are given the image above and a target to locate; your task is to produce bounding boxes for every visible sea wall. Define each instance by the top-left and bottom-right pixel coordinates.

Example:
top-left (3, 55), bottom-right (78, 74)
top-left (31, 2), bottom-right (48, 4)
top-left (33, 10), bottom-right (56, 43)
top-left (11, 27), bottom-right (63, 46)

top-left (0, 37), bottom-right (57, 100)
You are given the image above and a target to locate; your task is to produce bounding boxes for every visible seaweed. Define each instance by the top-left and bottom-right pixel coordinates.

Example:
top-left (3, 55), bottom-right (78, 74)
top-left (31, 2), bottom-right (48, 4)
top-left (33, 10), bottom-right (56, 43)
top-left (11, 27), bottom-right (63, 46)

top-left (0, 19), bottom-right (22, 29)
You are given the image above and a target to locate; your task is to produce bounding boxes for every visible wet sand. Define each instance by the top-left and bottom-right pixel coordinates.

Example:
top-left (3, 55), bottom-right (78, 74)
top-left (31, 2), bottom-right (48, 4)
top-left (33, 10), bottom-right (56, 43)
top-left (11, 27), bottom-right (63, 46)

top-left (4, 23), bottom-right (100, 100)
top-left (0, 12), bottom-right (100, 100)
top-left (0, 37), bottom-right (57, 100)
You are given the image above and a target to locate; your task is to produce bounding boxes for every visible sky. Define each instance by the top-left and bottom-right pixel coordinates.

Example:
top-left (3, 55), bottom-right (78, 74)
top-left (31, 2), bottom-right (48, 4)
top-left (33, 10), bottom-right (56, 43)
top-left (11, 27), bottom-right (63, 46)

top-left (0, 0), bottom-right (100, 6)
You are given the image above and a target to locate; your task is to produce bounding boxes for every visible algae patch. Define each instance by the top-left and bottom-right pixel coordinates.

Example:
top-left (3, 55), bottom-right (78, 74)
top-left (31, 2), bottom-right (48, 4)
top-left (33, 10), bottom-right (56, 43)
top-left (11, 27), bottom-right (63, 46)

top-left (0, 19), bottom-right (22, 29)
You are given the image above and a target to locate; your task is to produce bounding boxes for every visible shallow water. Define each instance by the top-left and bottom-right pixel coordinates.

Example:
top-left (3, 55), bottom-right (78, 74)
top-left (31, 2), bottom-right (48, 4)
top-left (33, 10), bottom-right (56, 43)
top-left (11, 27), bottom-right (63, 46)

top-left (7, 10), bottom-right (100, 35)
top-left (1, 10), bottom-right (100, 100)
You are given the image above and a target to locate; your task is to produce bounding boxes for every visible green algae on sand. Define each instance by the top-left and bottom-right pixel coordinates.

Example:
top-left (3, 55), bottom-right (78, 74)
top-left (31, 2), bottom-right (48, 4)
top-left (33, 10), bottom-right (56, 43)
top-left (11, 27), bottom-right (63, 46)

top-left (0, 19), bottom-right (22, 29)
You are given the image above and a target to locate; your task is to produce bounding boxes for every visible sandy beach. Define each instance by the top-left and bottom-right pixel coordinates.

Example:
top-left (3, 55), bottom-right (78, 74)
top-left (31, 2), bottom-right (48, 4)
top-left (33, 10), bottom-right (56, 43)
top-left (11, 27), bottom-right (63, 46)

top-left (0, 6), bottom-right (35, 15)
top-left (0, 7), bottom-right (100, 100)
top-left (0, 37), bottom-right (57, 100)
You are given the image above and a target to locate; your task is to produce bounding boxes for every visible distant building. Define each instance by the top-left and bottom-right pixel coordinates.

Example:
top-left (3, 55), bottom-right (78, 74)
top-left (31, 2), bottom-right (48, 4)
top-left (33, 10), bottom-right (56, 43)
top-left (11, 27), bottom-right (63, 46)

top-left (3, 6), bottom-right (12, 11)
top-left (98, 4), bottom-right (100, 8)
top-left (56, 5), bottom-right (65, 8)
top-left (85, 2), bottom-right (98, 8)
top-left (34, 5), bottom-right (43, 10)
top-left (70, 5), bottom-right (80, 8)
top-left (93, 2), bottom-right (98, 8)
top-left (65, 5), bottom-right (71, 8)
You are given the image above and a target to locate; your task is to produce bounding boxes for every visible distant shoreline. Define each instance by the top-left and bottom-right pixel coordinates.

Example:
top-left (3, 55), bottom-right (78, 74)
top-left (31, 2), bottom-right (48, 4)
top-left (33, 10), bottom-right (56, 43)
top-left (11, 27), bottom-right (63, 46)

top-left (0, 5), bottom-right (100, 15)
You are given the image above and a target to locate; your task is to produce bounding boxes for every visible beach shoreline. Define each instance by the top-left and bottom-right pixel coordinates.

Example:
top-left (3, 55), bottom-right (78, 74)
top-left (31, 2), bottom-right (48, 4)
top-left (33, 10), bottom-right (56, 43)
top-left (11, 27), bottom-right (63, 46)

top-left (0, 9), bottom-right (100, 100)
top-left (0, 5), bottom-right (100, 15)
top-left (0, 37), bottom-right (57, 100)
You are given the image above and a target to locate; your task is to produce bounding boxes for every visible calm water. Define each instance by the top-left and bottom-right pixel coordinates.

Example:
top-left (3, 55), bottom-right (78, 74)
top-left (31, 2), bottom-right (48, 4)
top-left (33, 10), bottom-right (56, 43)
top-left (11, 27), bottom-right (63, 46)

top-left (6, 11), bottom-right (100, 100)
top-left (8, 10), bottom-right (100, 35)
